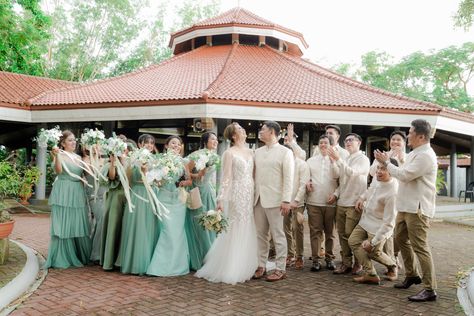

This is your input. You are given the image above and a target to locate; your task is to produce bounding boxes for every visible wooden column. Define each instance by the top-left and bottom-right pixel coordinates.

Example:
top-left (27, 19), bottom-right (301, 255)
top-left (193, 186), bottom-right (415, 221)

top-left (206, 36), bottom-right (212, 46)
top-left (232, 33), bottom-right (239, 44)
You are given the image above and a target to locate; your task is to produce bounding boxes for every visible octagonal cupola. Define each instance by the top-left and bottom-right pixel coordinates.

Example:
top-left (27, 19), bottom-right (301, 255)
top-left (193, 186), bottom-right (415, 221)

top-left (169, 7), bottom-right (308, 56)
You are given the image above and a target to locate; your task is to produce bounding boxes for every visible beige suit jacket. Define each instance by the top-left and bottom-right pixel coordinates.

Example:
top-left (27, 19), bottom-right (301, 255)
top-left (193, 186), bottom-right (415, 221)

top-left (254, 142), bottom-right (295, 208)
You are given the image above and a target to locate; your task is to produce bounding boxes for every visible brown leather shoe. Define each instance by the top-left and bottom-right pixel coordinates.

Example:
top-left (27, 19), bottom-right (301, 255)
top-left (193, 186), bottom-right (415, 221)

top-left (385, 266), bottom-right (398, 281)
top-left (252, 267), bottom-right (266, 279)
top-left (351, 263), bottom-right (362, 275)
top-left (333, 264), bottom-right (351, 275)
top-left (408, 289), bottom-right (437, 302)
top-left (266, 270), bottom-right (287, 282)
top-left (286, 256), bottom-right (295, 268)
top-left (353, 274), bottom-right (381, 285)
top-left (295, 257), bottom-right (304, 270)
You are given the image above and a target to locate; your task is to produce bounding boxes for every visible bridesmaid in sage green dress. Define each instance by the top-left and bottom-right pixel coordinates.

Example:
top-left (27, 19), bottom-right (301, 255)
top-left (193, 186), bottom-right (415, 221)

top-left (147, 136), bottom-right (191, 276)
top-left (46, 130), bottom-right (91, 269)
top-left (83, 146), bottom-right (108, 263)
top-left (100, 140), bottom-right (135, 270)
top-left (185, 132), bottom-right (218, 270)
top-left (117, 135), bottom-right (159, 275)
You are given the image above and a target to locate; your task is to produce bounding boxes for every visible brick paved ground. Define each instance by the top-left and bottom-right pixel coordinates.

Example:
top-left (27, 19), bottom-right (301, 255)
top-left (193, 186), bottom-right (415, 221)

top-left (8, 213), bottom-right (474, 315)
top-left (0, 241), bottom-right (26, 287)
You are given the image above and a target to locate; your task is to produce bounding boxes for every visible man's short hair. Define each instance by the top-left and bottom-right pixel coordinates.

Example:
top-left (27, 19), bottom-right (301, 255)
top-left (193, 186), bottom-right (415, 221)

top-left (325, 124), bottom-right (341, 135)
top-left (319, 134), bottom-right (334, 146)
top-left (344, 133), bottom-right (362, 142)
top-left (263, 120), bottom-right (281, 136)
top-left (411, 119), bottom-right (431, 140)
top-left (389, 158), bottom-right (399, 167)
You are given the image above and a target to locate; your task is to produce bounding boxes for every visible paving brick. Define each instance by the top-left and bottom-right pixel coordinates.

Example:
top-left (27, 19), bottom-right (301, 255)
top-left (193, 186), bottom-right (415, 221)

top-left (6, 213), bottom-right (473, 315)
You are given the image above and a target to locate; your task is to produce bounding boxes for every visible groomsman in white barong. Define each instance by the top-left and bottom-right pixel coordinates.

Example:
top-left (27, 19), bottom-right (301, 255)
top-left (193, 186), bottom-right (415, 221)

top-left (253, 121), bottom-right (295, 282)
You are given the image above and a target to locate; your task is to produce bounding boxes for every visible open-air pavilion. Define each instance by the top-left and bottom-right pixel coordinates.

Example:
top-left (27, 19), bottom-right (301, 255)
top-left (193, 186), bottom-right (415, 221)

top-left (1, 7), bottom-right (473, 202)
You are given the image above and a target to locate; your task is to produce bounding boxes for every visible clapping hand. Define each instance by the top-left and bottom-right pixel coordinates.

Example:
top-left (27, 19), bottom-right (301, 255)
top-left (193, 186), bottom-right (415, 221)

top-left (280, 202), bottom-right (291, 216)
top-left (327, 194), bottom-right (337, 205)
top-left (374, 149), bottom-right (390, 164)
top-left (327, 146), bottom-right (339, 162)
top-left (355, 198), bottom-right (364, 212)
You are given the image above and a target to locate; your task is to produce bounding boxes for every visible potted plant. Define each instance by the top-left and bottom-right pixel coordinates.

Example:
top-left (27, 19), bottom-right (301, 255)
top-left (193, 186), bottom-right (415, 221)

top-left (0, 209), bottom-right (14, 239)
top-left (18, 166), bottom-right (40, 204)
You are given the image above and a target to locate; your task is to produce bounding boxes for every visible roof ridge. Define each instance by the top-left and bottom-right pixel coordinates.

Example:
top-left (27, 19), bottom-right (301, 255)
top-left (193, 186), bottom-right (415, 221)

top-left (0, 71), bottom-right (79, 85)
top-left (27, 46), bottom-right (209, 106)
top-left (202, 43), bottom-right (238, 101)
top-left (271, 48), bottom-right (443, 112)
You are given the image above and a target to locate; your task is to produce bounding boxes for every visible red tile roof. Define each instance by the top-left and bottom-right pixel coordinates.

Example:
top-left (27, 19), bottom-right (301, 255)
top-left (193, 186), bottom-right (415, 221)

top-left (25, 44), bottom-right (472, 122)
top-left (169, 7), bottom-right (308, 49)
top-left (0, 71), bottom-right (76, 108)
top-left (3, 44), bottom-right (473, 124)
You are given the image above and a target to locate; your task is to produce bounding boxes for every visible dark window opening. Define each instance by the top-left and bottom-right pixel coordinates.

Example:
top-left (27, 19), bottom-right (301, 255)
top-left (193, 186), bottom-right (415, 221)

top-left (212, 34), bottom-right (232, 46)
top-left (266, 36), bottom-right (279, 50)
top-left (239, 34), bottom-right (259, 46)
top-left (195, 36), bottom-right (207, 48)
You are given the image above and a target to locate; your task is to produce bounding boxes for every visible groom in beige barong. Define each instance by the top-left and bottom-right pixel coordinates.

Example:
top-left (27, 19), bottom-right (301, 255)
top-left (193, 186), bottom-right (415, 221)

top-left (253, 121), bottom-right (295, 282)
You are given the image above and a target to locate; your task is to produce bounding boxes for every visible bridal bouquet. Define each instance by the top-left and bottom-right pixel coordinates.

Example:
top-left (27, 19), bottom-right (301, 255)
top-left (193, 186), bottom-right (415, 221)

top-left (80, 128), bottom-right (106, 149)
top-left (187, 149), bottom-right (220, 171)
top-left (103, 135), bottom-right (127, 157)
top-left (35, 126), bottom-right (62, 149)
top-left (197, 209), bottom-right (228, 235)
top-left (147, 152), bottom-right (185, 184)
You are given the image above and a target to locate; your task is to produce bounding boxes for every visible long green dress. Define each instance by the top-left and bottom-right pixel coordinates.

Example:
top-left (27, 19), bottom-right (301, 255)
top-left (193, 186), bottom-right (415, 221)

top-left (85, 173), bottom-right (108, 262)
top-left (147, 174), bottom-right (190, 276)
top-left (185, 162), bottom-right (217, 270)
top-left (100, 162), bottom-right (126, 270)
top-left (117, 166), bottom-right (159, 275)
top-left (46, 158), bottom-right (92, 269)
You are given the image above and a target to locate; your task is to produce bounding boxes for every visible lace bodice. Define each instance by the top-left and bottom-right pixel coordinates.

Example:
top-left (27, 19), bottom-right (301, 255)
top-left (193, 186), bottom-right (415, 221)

top-left (218, 151), bottom-right (254, 223)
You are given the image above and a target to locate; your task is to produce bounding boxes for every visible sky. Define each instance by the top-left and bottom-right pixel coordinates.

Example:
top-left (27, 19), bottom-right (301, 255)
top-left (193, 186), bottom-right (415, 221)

top-left (219, 0), bottom-right (474, 68)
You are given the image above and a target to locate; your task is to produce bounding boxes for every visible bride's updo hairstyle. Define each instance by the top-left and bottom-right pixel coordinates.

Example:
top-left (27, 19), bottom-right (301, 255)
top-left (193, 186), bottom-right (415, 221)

top-left (223, 122), bottom-right (238, 146)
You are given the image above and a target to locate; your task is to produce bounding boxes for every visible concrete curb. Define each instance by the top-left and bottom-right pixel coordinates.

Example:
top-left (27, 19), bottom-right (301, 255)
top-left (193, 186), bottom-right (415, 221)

top-left (0, 240), bottom-right (46, 315)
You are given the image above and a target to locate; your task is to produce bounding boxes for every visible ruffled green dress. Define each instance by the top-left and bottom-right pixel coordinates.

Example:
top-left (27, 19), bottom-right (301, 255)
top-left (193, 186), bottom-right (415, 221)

top-left (46, 159), bottom-right (92, 269)
top-left (85, 173), bottom-right (108, 262)
top-left (147, 175), bottom-right (190, 276)
top-left (100, 163), bottom-right (126, 270)
top-left (116, 166), bottom-right (159, 275)
top-left (185, 164), bottom-right (217, 270)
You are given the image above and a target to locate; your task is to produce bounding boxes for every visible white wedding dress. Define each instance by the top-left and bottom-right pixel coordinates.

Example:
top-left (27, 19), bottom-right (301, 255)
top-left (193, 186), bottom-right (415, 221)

top-left (195, 150), bottom-right (258, 285)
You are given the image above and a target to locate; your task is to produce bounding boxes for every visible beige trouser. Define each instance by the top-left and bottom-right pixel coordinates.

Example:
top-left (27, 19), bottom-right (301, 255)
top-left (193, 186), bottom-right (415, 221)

top-left (283, 206), bottom-right (305, 258)
top-left (395, 211), bottom-right (437, 290)
top-left (348, 225), bottom-right (396, 275)
top-left (336, 206), bottom-right (361, 267)
top-left (255, 201), bottom-right (287, 271)
top-left (306, 204), bottom-right (336, 262)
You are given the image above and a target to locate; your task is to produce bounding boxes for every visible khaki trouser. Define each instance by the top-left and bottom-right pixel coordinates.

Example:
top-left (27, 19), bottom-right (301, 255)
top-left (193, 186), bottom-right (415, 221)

top-left (383, 236), bottom-right (400, 263)
top-left (255, 201), bottom-right (287, 271)
top-left (307, 204), bottom-right (336, 262)
top-left (395, 211), bottom-right (437, 290)
top-left (336, 206), bottom-right (361, 267)
top-left (283, 206), bottom-right (305, 258)
top-left (348, 225), bottom-right (396, 275)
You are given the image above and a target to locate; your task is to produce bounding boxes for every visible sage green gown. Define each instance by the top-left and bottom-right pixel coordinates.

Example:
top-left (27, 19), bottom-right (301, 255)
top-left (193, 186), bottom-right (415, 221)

top-left (46, 159), bottom-right (91, 269)
top-left (100, 163), bottom-right (126, 270)
top-left (185, 164), bottom-right (217, 270)
top-left (117, 167), bottom-right (159, 275)
top-left (147, 174), bottom-right (190, 276)
top-left (85, 173), bottom-right (108, 262)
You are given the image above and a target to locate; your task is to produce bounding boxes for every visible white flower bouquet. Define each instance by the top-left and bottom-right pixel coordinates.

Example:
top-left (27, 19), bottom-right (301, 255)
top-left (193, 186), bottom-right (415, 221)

top-left (103, 136), bottom-right (127, 157)
top-left (35, 126), bottom-right (62, 149)
top-left (188, 149), bottom-right (221, 171)
top-left (147, 152), bottom-right (185, 184)
top-left (80, 128), bottom-right (106, 149)
top-left (197, 209), bottom-right (228, 235)
top-left (128, 148), bottom-right (155, 168)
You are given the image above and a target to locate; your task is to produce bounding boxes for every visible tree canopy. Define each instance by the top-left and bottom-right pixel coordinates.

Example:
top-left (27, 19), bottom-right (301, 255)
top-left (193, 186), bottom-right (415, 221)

top-left (332, 43), bottom-right (474, 113)
top-left (454, 0), bottom-right (474, 30)
top-left (1, 0), bottom-right (220, 81)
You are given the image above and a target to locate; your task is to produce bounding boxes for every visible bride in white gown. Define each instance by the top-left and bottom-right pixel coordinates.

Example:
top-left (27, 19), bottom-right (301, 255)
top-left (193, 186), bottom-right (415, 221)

top-left (195, 123), bottom-right (258, 285)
